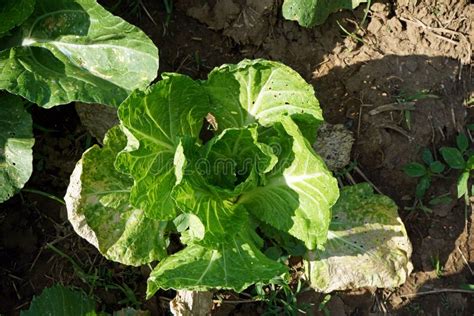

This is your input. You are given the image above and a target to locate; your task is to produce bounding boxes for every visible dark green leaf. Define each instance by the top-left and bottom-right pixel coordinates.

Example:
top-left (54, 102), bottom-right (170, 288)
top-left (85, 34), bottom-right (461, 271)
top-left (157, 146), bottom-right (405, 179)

top-left (459, 284), bottom-right (474, 291)
top-left (466, 155), bottom-right (474, 170)
top-left (467, 124), bottom-right (474, 131)
top-left (429, 161), bottom-right (445, 174)
top-left (0, 0), bottom-right (35, 36)
top-left (403, 162), bottom-right (426, 177)
top-left (20, 285), bottom-right (96, 316)
top-left (440, 147), bottom-right (465, 169)
top-left (456, 134), bottom-right (469, 152)
top-left (428, 194), bottom-right (452, 206)
top-left (416, 176), bottom-right (431, 199)
top-left (265, 247), bottom-right (283, 261)
top-left (421, 148), bottom-right (434, 165)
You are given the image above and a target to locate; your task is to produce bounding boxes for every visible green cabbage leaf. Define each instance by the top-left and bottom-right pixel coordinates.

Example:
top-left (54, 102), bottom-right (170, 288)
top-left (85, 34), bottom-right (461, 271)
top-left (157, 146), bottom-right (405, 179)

top-left (282, 0), bottom-right (368, 27)
top-left (0, 0), bottom-right (158, 108)
top-left (0, 0), bottom-right (35, 36)
top-left (0, 93), bottom-right (34, 202)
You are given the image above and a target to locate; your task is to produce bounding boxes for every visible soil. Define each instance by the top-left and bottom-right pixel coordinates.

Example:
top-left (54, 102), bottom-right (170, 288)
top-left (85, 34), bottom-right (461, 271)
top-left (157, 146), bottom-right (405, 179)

top-left (1, 0), bottom-right (472, 315)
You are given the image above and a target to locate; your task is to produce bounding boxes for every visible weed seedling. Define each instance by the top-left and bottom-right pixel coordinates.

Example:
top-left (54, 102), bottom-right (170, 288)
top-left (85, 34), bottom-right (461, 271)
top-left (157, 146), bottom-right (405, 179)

top-left (439, 132), bottom-right (473, 205)
top-left (403, 148), bottom-right (446, 212)
top-left (395, 90), bottom-right (438, 130)
top-left (430, 255), bottom-right (443, 278)
top-left (255, 277), bottom-right (311, 316)
top-left (318, 294), bottom-right (332, 316)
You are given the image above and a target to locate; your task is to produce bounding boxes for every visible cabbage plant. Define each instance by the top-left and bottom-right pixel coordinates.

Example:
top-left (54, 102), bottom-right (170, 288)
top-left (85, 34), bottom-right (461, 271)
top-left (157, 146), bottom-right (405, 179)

top-left (282, 0), bottom-right (368, 27)
top-left (0, 0), bottom-right (158, 202)
top-left (65, 59), bottom-right (412, 298)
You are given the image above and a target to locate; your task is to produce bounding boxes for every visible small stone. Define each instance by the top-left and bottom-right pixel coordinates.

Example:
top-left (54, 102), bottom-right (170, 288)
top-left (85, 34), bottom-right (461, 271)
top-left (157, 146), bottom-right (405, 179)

top-left (367, 18), bottom-right (383, 34)
top-left (370, 3), bottom-right (388, 14)
top-left (313, 123), bottom-right (354, 171)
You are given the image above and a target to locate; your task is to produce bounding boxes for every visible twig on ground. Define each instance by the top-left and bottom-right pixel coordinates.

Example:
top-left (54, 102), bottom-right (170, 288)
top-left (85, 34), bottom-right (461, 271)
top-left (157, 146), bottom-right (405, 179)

top-left (354, 166), bottom-right (383, 194)
top-left (345, 172), bottom-right (357, 185)
top-left (457, 246), bottom-right (474, 276)
top-left (140, 1), bottom-right (157, 25)
top-left (378, 123), bottom-right (414, 141)
top-left (368, 102), bottom-right (416, 115)
top-left (400, 288), bottom-right (474, 298)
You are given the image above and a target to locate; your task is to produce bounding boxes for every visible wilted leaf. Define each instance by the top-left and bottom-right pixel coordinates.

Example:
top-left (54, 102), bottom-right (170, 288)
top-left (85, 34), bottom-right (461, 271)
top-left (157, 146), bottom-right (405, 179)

top-left (305, 183), bottom-right (413, 292)
top-left (64, 126), bottom-right (168, 266)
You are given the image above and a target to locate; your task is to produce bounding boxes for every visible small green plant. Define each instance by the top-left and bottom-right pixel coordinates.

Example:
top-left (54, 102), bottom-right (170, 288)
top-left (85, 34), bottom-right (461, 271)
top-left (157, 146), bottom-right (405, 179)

top-left (395, 89), bottom-right (438, 130)
top-left (255, 277), bottom-right (310, 316)
top-left (403, 148), bottom-right (446, 212)
top-left (430, 255), bottom-right (443, 278)
top-left (439, 132), bottom-right (473, 205)
top-left (318, 294), bottom-right (332, 316)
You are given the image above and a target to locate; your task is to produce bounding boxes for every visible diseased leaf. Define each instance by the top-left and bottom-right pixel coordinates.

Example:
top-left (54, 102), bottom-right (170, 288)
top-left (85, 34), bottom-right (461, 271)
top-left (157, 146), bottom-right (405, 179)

top-left (282, 0), bottom-right (368, 28)
top-left (0, 0), bottom-right (35, 36)
top-left (0, 93), bottom-right (34, 203)
top-left (306, 183), bottom-right (413, 292)
top-left (440, 147), bottom-right (465, 169)
top-left (115, 74), bottom-right (209, 219)
top-left (239, 117), bottom-right (339, 250)
top-left (64, 126), bottom-right (168, 266)
top-left (204, 59), bottom-right (323, 134)
top-left (0, 0), bottom-right (158, 108)
top-left (20, 285), bottom-right (95, 316)
top-left (147, 234), bottom-right (287, 297)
